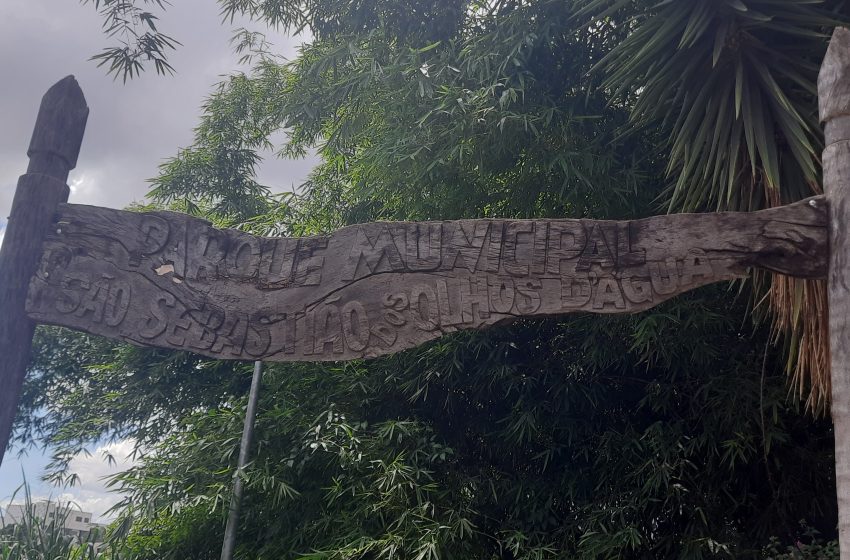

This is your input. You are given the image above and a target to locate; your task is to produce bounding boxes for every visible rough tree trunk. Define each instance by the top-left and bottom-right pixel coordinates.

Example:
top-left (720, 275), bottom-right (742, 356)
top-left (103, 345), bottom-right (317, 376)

top-left (820, 27), bottom-right (850, 557)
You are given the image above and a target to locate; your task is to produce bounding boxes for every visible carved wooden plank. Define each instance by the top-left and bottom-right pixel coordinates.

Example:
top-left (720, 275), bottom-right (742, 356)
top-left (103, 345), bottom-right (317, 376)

top-left (25, 197), bottom-right (827, 362)
top-left (0, 76), bottom-right (88, 466)
top-left (820, 26), bottom-right (850, 559)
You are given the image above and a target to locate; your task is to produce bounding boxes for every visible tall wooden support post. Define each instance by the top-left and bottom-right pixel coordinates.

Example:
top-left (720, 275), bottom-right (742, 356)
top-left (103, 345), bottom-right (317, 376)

top-left (821, 28), bottom-right (850, 557)
top-left (0, 77), bottom-right (88, 466)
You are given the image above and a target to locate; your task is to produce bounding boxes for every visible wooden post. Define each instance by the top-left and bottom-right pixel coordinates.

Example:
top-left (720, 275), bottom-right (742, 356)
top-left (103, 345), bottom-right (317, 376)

top-left (820, 27), bottom-right (850, 557)
top-left (0, 76), bottom-right (88, 466)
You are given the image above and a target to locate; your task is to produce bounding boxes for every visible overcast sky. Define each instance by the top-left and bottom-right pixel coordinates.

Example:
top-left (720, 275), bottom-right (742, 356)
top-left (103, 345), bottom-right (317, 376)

top-left (0, 0), bottom-right (316, 240)
top-left (0, 0), bottom-right (315, 520)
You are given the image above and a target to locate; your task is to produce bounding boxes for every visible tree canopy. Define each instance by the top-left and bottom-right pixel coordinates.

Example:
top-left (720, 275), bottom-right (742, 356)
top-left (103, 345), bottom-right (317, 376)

top-left (83, 0), bottom-right (843, 408)
top-left (11, 0), bottom-right (850, 557)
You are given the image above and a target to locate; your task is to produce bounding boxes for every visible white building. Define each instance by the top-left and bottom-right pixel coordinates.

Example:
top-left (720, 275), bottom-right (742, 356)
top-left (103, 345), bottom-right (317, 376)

top-left (2, 501), bottom-right (96, 541)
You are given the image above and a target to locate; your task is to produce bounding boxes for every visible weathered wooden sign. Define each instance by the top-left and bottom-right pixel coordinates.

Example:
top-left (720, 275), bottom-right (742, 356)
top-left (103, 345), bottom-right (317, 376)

top-left (24, 199), bottom-right (827, 362)
top-left (3, 30), bottom-right (850, 553)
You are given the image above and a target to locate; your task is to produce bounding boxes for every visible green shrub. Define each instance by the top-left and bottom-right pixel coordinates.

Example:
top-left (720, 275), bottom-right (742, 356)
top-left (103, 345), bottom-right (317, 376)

top-left (0, 485), bottom-right (118, 560)
top-left (764, 523), bottom-right (839, 560)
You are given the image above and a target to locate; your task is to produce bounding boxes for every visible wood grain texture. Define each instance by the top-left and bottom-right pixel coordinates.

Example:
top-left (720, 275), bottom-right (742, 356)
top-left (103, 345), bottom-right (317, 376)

top-left (0, 76), bottom-right (88, 466)
top-left (820, 26), bottom-right (850, 560)
top-left (26, 197), bottom-right (827, 362)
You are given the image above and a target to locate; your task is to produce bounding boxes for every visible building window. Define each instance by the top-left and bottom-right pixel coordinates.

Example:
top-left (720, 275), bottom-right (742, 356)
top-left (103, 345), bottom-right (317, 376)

top-left (75, 516), bottom-right (82, 522)
top-left (84, 517), bottom-right (89, 523)
top-left (48, 512), bottom-right (54, 518)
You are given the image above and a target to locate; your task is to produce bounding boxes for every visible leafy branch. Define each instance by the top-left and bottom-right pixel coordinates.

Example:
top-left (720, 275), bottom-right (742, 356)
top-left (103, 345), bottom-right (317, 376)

top-left (81, 0), bottom-right (180, 81)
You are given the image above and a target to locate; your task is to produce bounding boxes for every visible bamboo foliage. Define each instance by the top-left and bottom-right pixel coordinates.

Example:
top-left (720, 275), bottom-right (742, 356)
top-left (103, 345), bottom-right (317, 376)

top-left (0, 486), bottom-right (115, 560)
top-left (79, 0), bottom-right (850, 411)
top-left (11, 0), bottom-right (847, 556)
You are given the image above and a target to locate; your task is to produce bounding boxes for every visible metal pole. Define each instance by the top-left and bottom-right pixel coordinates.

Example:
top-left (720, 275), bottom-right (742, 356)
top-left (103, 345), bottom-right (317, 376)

top-left (220, 360), bottom-right (263, 560)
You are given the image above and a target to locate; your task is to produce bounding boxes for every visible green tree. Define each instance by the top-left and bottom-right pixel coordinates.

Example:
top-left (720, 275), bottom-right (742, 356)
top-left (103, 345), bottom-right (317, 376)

top-left (90, 0), bottom-right (840, 408)
top-left (13, 0), bottom-right (850, 557)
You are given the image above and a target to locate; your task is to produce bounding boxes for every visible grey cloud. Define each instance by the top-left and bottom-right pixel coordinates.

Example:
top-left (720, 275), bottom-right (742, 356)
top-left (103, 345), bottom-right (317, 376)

top-left (1, 0), bottom-right (317, 225)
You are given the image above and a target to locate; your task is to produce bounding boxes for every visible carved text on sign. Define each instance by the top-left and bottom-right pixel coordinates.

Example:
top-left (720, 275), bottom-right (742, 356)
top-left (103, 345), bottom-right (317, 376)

top-left (25, 199), bottom-right (828, 361)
